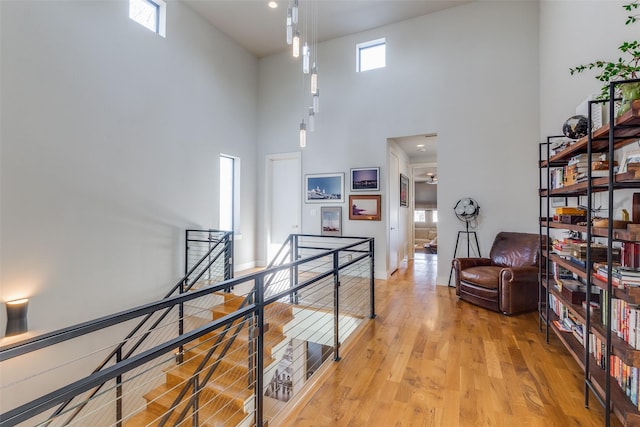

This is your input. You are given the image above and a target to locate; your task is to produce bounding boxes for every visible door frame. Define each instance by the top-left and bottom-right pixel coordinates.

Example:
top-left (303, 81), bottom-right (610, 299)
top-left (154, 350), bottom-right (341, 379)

top-left (264, 152), bottom-right (302, 264)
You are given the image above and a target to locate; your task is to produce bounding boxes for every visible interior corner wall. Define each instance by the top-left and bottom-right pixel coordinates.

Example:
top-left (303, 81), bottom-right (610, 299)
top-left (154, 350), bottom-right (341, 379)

top-left (0, 0), bottom-right (259, 337)
top-left (257, 1), bottom-right (540, 283)
top-left (540, 1), bottom-right (636, 137)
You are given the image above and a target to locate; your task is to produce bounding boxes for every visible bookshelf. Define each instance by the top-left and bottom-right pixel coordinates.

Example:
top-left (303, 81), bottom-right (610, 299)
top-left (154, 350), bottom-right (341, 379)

top-left (539, 82), bottom-right (640, 427)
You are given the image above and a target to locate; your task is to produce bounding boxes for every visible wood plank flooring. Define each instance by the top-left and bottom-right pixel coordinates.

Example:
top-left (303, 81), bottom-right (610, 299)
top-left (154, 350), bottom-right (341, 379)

top-left (277, 255), bottom-right (622, 426)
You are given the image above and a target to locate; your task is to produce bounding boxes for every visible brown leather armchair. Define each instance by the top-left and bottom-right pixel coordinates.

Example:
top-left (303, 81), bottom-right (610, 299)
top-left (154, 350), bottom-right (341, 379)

top-left (452, 232), bottom-right (541, 315)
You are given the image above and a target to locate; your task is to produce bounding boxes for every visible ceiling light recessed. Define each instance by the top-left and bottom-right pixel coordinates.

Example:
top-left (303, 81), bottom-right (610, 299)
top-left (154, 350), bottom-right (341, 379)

top-left (416, 144), bottom-right (425, 148)
top-left (268, 1), bottom-right (278, 9)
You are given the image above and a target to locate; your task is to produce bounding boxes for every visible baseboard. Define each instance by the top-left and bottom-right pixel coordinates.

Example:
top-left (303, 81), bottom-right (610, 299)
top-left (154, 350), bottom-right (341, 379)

top-left (234, 260), bottom-right (256, 272)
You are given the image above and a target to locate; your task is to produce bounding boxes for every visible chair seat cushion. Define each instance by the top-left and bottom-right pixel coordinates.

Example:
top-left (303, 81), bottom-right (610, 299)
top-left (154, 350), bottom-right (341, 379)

top-left (460, 266), bottom-right (501, 289)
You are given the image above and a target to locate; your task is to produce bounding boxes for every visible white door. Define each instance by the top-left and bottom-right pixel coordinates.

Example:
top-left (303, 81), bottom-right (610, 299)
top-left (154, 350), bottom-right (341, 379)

top-left (389, 151), bottom-right (400, 275)
top-left (266, 153), bottom-right (301, 263)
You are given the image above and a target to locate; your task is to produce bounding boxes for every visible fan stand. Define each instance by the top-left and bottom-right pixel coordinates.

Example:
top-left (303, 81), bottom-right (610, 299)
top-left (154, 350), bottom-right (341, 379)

top-left (447, 220), bottom-right (481, 287)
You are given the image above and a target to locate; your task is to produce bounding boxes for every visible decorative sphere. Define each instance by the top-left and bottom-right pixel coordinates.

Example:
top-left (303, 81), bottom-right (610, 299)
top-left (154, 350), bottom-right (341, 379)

top-left (562, 115), bottom-right (589, 139)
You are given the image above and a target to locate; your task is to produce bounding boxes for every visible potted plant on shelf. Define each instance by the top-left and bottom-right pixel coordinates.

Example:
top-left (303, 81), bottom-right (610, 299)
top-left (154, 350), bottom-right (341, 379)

top-left (570, 1), bottom-right (640, 116)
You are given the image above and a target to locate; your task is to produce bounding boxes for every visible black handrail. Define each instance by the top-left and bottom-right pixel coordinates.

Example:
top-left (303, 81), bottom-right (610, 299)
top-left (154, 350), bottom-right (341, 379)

top-left (158, 239), bottom-right (373, 426)
top-left (36, 232), bottom-right (232, 425)
top-left (0, 305), bottom-right (254, 427)
top-left (0, 234), bottom-right (375, 427)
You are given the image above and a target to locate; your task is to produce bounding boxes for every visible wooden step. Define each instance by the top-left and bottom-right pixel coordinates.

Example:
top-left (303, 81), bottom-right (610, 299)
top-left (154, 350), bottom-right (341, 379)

top-left (140, 383), bottom-right (249, 427)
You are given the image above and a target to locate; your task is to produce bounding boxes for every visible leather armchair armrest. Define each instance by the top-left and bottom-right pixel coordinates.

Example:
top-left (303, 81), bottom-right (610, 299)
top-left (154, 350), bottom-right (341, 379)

top-left (499, 266), bottom-right (540, 315)
top-left (499, 266), bottom-right (539, 284)
top-left (452, 258), bottom-right (493, 270)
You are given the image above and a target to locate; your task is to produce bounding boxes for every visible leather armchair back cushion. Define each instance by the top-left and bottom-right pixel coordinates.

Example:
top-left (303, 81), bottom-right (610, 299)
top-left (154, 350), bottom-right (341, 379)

top-left (489, 232), bottom-right (540, 268)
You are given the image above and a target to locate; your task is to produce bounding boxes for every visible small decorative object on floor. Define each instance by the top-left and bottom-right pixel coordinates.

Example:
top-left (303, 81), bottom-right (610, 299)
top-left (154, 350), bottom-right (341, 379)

top-left (562, 115), bottom-right (588, 139)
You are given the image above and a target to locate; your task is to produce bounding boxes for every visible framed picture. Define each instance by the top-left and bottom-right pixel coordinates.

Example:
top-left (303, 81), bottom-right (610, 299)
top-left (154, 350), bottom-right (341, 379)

top-left (305, 173), bottom-right (344, 203)
top-left (350, 167), bottom-right (380, 191)
top-left (321, 206), bottom-right (342, 236)
top-left (621, 149), bottom-right (640, 173)
top-left (400, 174), bottom-right (409, 207)
top-left (349, 194), bottom-right (381, 221)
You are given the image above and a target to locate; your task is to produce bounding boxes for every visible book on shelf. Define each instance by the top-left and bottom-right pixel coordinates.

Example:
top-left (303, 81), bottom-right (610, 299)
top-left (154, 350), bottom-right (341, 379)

top-left (622, 242), bottom-right (640, 269)
top-left (553, 319), bottom-right (572, 332)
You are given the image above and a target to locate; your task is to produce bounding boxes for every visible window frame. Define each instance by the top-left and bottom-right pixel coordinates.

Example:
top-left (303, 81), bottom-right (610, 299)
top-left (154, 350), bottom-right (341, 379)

top-left (219, 154), bottom-right (241, 236)
top-left (356, 38), bottom-right (386, 72)
top-left (129, 0), bottom-right (167, 37)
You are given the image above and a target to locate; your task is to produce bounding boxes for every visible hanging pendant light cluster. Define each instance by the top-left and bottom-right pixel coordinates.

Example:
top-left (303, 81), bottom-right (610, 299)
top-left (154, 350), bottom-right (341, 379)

top-left (286, 0), bottom-right (320, 147)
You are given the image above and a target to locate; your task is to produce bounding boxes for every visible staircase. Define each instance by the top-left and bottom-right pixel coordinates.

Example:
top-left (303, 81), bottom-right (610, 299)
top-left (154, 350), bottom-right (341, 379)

top-left (125, 293), bottom-right (293, 427)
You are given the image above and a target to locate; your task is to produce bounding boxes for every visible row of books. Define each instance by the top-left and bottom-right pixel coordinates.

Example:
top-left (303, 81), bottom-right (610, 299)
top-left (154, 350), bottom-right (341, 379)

top-left (566, 153), bottom-right (616, 184)
top-left (594, 263), bottom-right (640, 289)
top-left (550, 294), bottom-right (640, 408)
top-left (610, 353), bottom-right (640, 408)
top-left (609, 297), bottom-right (640, 349)
top-left (587, 333), bottom-right (640, 407)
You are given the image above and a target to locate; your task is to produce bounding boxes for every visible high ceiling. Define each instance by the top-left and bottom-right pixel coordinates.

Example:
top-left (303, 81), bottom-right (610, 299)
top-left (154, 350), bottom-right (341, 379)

top-left (182, 0), bottom-right (471, 58)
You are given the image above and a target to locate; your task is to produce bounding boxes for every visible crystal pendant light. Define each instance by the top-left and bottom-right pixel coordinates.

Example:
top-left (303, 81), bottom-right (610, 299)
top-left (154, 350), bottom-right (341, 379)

top-left (308, 107), bottom-right (315, 132)
top-left (292, 0), bottom-right (298, 24)
top-left (299, 120), bottom-right (307, 148)
top-left (312, 88), bottom-right (320, 113)
top-left (286, 8), bottom-right (293, 45)
top-left (302, 43), bottom-right (310, 74)
top-left (293, 32), bottom-right (300, 58)
top-left (310, 63), bottom-right (318, 94)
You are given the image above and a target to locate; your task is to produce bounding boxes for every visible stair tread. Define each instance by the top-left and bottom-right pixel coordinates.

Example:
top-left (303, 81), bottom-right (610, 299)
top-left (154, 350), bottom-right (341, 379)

top-left (165, 363), bottom-right (254, 397)
top-left (142, 383), bottom-right (248, 426)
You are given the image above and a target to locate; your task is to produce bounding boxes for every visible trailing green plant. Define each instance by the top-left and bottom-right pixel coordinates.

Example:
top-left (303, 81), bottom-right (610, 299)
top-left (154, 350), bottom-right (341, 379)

top-left (569, 1), bottom-right (640, 99)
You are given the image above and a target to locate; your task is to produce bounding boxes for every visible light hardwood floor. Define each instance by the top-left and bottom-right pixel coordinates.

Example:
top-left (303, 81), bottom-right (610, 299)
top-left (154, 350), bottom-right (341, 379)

top-left (278, 254), bottom-right (622, 426)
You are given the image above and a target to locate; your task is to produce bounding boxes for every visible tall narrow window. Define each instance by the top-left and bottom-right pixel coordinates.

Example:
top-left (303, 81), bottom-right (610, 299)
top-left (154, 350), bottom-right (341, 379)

top-left (129, 0), bottom-right (166, 37)
top-left (219, 155), bottom-right (241, 234)
top-left (356, 38), bottom-right (386, 72)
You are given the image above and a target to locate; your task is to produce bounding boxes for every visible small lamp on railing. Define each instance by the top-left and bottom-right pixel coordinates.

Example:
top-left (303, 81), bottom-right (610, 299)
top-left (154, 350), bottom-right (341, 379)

top-left (5, 298), bottom-right (28, 337)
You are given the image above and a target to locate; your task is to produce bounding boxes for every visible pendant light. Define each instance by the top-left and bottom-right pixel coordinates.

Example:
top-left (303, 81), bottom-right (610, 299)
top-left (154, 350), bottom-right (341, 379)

top-left (312, 88), bottom-right (320, 113)
top-left (286, 8), bottom-right (293, 45)
top-left (310, 63), bottom-right (318, 94)
top-left (292, 0), bottom-right (299, 24)
top-left (308, 107), bottom-right (315, 132)
top-left (302, 43), bottom-right (310, 74)
top-left (299, 120), bottom-right (307, 147)
top-left (293, 31), bottom-right (300, 58)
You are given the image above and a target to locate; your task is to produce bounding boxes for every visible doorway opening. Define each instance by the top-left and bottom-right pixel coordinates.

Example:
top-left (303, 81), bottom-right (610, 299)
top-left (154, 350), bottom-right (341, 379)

top-left (394, 134), bottom-right (438, 268)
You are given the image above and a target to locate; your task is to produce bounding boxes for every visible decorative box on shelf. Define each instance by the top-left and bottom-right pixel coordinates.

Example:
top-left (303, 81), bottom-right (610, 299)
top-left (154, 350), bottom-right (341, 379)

top-left (556, 207), bottom-right (586, 216)
top-left (559, 215), bottom-right (586, 224)
top-left (559, 279), bottom-right (600, 304)
top-left (570, 243), bottom-right (621, 263)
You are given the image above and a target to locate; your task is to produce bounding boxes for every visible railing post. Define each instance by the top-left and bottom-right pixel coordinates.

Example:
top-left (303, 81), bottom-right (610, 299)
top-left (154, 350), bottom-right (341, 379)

top-left (116, 348), bottom-right (122, 427)
top-left (292, 235), bottom-right (299, 305)
top-left (179, 230), bottom-right (189, 360)
top-left (333, 250), bottom-right (341, 362)
top-left (192, 376), bottom-right (199, 426)
top-left (255, 277), bottom-right (265, 426)
top-left (248, 292), bottom-right (255, 389)
top-left (224, 231), bottom-right (234, 292)
top-left (227, 231), bottom-right (234, 280)
top-left (369, 238), bottom-right (376, 319)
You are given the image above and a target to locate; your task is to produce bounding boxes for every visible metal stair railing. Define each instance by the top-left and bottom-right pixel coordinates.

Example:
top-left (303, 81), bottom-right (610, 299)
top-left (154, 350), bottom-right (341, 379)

top-left (0, 234), bottom-right (375, 427)
top-left (40, 230), bottom-right (233, 426)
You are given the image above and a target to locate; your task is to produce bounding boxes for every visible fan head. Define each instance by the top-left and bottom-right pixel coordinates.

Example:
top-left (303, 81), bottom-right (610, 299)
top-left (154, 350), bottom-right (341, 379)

top-left (454, 198), bottom-right (480, 222)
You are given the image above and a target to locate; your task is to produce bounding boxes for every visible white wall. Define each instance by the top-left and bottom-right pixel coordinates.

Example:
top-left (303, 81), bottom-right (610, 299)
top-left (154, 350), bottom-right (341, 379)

top-left (0, 0), bottom-right (258, 337)
top-left (257, 1), bottom-right (540, 283)
top-left (540, 0), bottom-right (637, 136)
top-left (415, 182), bottom-right (437, 209)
